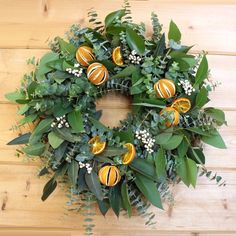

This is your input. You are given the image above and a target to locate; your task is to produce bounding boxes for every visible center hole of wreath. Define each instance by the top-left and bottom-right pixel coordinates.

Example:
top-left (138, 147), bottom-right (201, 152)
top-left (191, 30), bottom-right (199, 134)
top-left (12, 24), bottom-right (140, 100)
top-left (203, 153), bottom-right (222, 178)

top-left (96, 92), bottom-right (132, 128)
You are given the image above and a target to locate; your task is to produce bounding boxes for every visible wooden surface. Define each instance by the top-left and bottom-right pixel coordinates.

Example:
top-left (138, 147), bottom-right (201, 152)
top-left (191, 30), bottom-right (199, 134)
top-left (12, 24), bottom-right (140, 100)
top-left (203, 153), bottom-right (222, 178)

top-left (0, 0), bottom-right (236, 235)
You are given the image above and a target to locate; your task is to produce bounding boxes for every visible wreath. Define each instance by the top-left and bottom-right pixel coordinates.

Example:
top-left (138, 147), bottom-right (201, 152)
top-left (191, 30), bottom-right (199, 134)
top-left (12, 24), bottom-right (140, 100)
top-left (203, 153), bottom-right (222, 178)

top-left (6, 1), bottom-right (226, 231)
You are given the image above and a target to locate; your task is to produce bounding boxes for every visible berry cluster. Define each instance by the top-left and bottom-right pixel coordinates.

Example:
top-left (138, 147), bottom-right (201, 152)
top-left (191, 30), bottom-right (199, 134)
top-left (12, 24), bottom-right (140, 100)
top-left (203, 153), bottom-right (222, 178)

top-left (135, 129), bottom-right (155, 153)
top-left (128, 50), bottom-right (142, 64)
top-left (51, 115), bottom-right (69, 129)
top-left (66, 63), bottom-right (83, 77)
top-left (79, 162), bottom-right (93, 174)
top-left (178, 79), bottom-right (195, 96)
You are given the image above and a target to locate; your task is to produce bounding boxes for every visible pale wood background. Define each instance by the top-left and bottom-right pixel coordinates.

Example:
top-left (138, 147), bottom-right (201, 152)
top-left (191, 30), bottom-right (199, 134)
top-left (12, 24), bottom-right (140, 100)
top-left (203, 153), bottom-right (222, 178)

top-left (0, 0), bottom-right (236, 235)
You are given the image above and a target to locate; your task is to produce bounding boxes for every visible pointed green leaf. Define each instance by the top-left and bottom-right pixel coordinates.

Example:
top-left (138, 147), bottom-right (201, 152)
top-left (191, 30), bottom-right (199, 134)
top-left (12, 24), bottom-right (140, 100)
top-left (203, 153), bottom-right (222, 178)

top-left (23, 143), bottom-right (45, 156)
top-left (68, 108), bottom-right (84, 133)
top-left (29, 118), bottom-right (53, 144)
top-left (154, 33), bottom-right (166, 57)
top-left (155, 147), bottom-right (166, 178)
top-left (57, 37), bottom-right (76, 56)
top-left (202, 130), bottom-right (226, 149)
top-left (194, 55), bottom-right (208, 87)
top-left (196, 87), bottom-right (209, 108)
top-left (126, 27), bottom-right (145, 55)
top-left (156, 128), bottom-right (173, 145)
top-left (109, 184), bottom-right (121, 217)
top-left (105, 9), bottom-right (125, 28)
top-left (48, 131), bottom-right (64, 149)
top-left (168, 20), bottom-right (181, 42)
top-left (68, 160), bottom-right (79, 188)
top-left (110, 65), bottom-right (137, 79)
top-left (162, 135), bottom-right (183, 150)
top-left (121, 182), bottom-right (132, 217)
top-left (85, 171), bottom-right (104, 200)
top-left (41, 177), bottom-right (57, 201)
top-left (53, 128), bottom-right (81, 143)
top-left (7, 132), bottom-right (31, 145)
top-left (97, 199), bottom-right (110, 216)
top-left (134, 173), bottom-right (163, 209)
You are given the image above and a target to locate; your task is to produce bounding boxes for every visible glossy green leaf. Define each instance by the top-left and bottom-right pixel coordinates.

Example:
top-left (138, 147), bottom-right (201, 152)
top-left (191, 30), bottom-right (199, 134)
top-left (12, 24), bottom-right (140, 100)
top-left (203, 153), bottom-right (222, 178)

top-left (97, 199), bottom-right (110, 216)
top-left (196, 87), bottom-right (209, 108)
top-left (29, 118), bottom-right (53, 145)
top-left (188, 147), bottom-right (205, 165)
top-left (7, 132), bottom-right (31, 145)
top-left (130, 158), bottom-right (157, 181)
top-left (97, 147), bottom-right (127, 157)
top-left (38, 167), bottom-right (49, 177)
top-left (85, 171), bottom-right (104, 201)
top-left (121, 182), bottom-right (132, 217)
top-left (162, 135), bottom-right (183, 150)
top-left (105, 9), bottom-right (125, 28)
top-left (109, 184), bottom-right (121, 217)
top-left (177, 138), bottom-right (189, 158)
top-left (194, 55), bottom-right (208, 87)
top-left (134, 173), bottom-right (163, 209)
top-left (202, 130), bottom-right (226, 149)
top-left (126, 27), bottom-right (145, 55)
top-left (18, 114), bottom-right (38, 126)
top-left (5, 91), bottom-right (25, 102)
top-left (156, 128), bottom-right (173, 145)
top-left (57, 37), bottom-right (76, 56)
top-left (68, 109), bottom-right (84, 133)
top-left (114, 129), bottom-right (134, 143)
top-left (53, 128), bottom-right (81, 142)
top-left (186, 127), bottom-right (211, 136)
top-left (23, 143), bottom-right (45, 156)
top-left (168, 20), bottom-right (181, 42)
top-left (48, 131), bottom-right (64, 149)
top-left (204, 107), bottom-right (226, 125)
top-left (154, 33), bottom-right (166, 57)
top-left (176, 156), bottom-right (198, 187)
top-left (68, 160), bottom-right (79, 188)
top-left (111, 65), bottom-right (137, 79)
top-left (41, 177), bottom-right (57, 201)
top-left (155, 147), bottom-right (166, 178)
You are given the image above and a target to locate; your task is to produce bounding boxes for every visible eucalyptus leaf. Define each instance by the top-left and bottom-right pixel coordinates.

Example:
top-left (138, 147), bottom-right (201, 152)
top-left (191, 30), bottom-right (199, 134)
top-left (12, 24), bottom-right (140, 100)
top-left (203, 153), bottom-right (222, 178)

top-left (5, 91), bottom-right (25, 102)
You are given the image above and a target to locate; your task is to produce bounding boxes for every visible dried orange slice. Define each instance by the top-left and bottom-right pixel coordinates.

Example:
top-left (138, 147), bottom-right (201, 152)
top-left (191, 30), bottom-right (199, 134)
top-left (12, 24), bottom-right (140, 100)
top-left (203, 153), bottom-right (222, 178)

top-left (112, 46), bottom-right (124, 66)
top-left (171, 98), bottom-right (191, 113)
top-left (88, 136), bottom-right (106, 155)
top-left (160, 107), bottom-right (180, 127)
top-left (122, 143), bottom-right (136, 165)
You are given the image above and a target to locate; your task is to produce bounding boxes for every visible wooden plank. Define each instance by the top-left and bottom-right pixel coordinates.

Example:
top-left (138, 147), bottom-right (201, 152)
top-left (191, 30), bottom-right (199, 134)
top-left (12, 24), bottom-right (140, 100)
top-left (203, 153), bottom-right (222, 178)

top-left (0, 49), bottom-right (236, 109)
top-left (0, 164), bottom-right (235, 232)
top-left (0, 1), bottom-right (235, 53)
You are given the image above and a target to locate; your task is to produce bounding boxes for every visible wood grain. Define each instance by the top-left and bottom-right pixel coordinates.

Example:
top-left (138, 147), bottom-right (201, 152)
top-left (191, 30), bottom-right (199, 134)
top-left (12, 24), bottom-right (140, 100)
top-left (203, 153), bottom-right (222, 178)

top-left (0, 0), bottom-right (236, 234)
top-left (0, 1), bottom-right (235, 53)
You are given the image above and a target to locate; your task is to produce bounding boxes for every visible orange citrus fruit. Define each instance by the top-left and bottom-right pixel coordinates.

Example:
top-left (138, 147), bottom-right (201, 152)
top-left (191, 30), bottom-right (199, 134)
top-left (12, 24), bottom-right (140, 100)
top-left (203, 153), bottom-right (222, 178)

top-left (122, 143), bottom-right (136, 165)
top-left (171, 97), bottom-right (191, 113)
top-left (88, 136), bottom-right (106, 155)
top-left (154, 79), bottom-right (176, 99)
top-left (160, 107), bottom-right (180, 127)
top-left (98, 165), bottom-right (121, 187)
top-left (112, 46), bottom-right (124, 66)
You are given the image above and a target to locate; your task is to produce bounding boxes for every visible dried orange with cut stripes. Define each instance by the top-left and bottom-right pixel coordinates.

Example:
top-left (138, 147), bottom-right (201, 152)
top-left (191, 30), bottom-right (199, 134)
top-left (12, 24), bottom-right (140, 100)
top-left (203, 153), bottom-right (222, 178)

top-left (76, 46), bottom-right (95, 67)
top-left (98, 165), bottom-right (121, 187)
top-left (171, 97), bottom-right (191, 113)
top-left (154, 79), bottom-right (176, 99)
top-left (88, 136), bottom-right (106, 155)
top-left (112, 46), bottom-right (124, 66)
top-left (87, 62), bottom-right (109, 85)
top-left (122, 143), bottom-right (136, 165)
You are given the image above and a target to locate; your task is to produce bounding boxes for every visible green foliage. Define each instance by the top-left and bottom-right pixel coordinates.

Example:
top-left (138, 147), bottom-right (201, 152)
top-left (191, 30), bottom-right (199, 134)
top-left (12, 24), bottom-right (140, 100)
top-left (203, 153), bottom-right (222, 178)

top-left (168, 20), bottom-right (181, 42)
top-left (41, 177), bottom-right (57, 201)
top-left (126, 27), bottom-right (145, 54)
top-left (7, 133), bottom-right (31, 145)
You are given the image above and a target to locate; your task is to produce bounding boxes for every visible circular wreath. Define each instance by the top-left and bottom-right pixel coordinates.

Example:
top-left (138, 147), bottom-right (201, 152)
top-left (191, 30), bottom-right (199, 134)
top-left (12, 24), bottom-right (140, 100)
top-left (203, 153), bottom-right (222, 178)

top-left (7, 3), bottom-right (226, 226)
